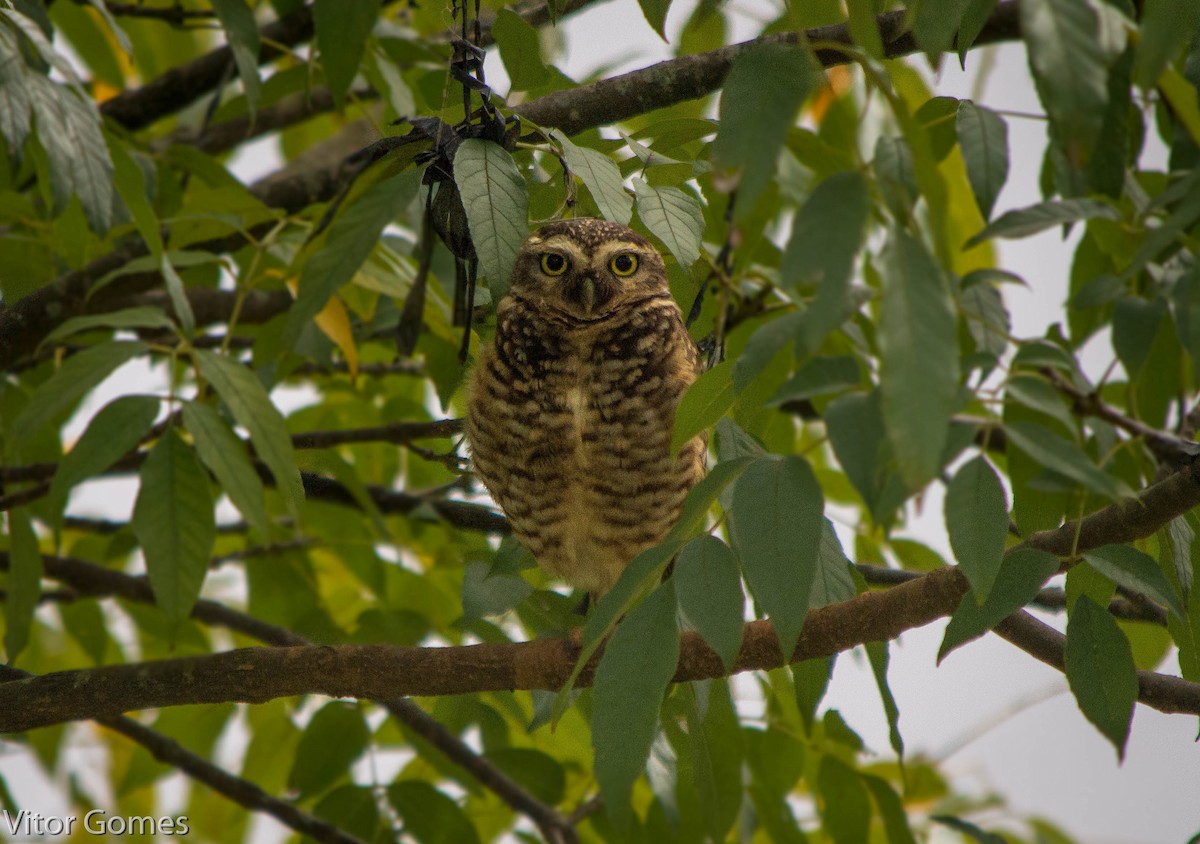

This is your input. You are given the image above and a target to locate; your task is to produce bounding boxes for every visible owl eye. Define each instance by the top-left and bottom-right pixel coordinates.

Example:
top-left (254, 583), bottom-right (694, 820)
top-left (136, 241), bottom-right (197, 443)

top-left (540, 253), bottom-right (568, 276)
top-left (610, 253), bottom-right (639, 277)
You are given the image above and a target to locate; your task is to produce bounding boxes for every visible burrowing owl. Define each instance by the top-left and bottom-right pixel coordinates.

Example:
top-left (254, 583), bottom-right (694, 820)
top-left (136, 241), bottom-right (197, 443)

top-left (467, 219), bottom-right (707, 598)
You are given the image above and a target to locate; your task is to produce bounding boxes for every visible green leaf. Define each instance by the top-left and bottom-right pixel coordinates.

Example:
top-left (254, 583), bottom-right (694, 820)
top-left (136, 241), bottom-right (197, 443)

top-left (635, 0), bottom-right (670, 39)
top-left (314, 0), bottom-right (382, 109)
top-left (79, 0), bottom-right (132, 54)
top-left (811, 520), bottom-right (857, 607)
top-left (389, 780), bottom-right (481, 844)
top-left (482, 748), bottom-right (565, 805)
top-left (108, 134), bottom-right (163, 256)
top-left (4, 508), bottom-right (43, 664)
top-left (769, 355), bottom-right (860, 405)
top-left (49, 395), bottom-right (159, 512)
top-left (733, 311), bottom-right (804, 393)
top-left (193, 349), bottom-right (304, 514)
top-left (879, 230), bottom-right (959, 488)
top-left (865, 639), bottom-right (904, 760)
top-left (1021, 0), bottom-right (1109, 168)
top-left (817, 754), bottom-right (870, 844)
top-left (40, 307), bottom-right (174, 349)
top-left (713, 44), bottom-right (817, 212)
top-left (1134, 0), bottom-right (1200, 90)
top-left (10, 341), bottom-right (148, 453)
top-left (825, 390), bottom-right (909, 520)
top-left (965, 198), bottom-right (1119, 248)
top-left (159, 253), bottom-right (196, 338)
top-left (667, 456), bottom-right (754, 542)
top-left (181, 401), bottom-right (272, 540)
top-left (289, 702), bottom-right (370, 798)
top-left (1083, 545), bottom-right (1186, 622)
top-left (957, 0), bottom-right (999, 65)
top-left (728, 455), bottom-right (824, 656)
top-left (960, 279), bottom-right (1010, 359)
top-left (674, 535), bottom-right (744, 671)
top-left (492, 9), bottom-right (549, 91)
top-left (783, 171), bottom-right (870, 354)
top-left (1065, 595), bottom-right (1138, 760)
top-left (633, 178), bottom-right (705, 266)
top-left (863, 775), bottom-right (919, 844)
top-left (461, 561), bottom-right (534, 619)
top-left (873, 135), bottom-right (918, 219)
top-left (1112, 296), bottom-right (1167, 376)
top-left (1003, 421), bottom-right (1128, 500)
top-left (0, 14), bottom-right (114, 232)
top-left (671, 361), bottom-right (734, 456)
top-left (956, 100), bottom-right (1009, 220)
top-left (555, 132), bottom-right (632, 225)
top-left (945, 456), bottom-right (1009, 603)
top-left (592, 581), bottom-right (680, 829)
top-left (912, 0), bottom-right (971, 58)
top-left (939, 548), bottom-right (1060, 661)
top-left (210, 0), bottom-right (261, 112)
top-left (846, 0), bottom-right (884, 59)
top-left (132, 427), bottom-right (216, 627)
top-left (284, 171), bottom-right (419, 347)
top-left (454, 139), bottom-right (529, 300)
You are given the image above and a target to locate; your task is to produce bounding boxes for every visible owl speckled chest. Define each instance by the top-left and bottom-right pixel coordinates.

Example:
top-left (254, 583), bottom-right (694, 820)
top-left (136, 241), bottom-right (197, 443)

top-left (466, 220), bottom-right (706, 597)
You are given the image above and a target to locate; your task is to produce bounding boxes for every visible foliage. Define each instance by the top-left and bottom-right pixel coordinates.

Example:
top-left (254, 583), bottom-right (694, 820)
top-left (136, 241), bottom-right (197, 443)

top-left (1, 0), bottom-right (1199, 842)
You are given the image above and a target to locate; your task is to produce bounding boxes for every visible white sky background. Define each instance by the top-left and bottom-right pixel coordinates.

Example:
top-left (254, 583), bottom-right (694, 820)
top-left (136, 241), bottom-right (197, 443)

top-left (4, 2), bottom-right (1200, 842)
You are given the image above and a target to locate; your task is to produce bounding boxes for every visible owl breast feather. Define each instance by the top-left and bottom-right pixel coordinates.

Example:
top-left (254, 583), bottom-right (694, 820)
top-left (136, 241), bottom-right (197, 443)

top-left (467, 294), bottom-right (706, 597)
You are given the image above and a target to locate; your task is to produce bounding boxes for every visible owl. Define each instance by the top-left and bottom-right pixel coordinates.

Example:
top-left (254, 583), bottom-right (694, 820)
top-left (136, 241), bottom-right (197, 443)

top-left (466, 218), bottom-right (707, 599)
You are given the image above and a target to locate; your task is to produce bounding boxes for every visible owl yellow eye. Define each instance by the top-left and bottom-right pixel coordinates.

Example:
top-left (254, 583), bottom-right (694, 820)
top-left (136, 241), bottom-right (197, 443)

top-left (610, 253), bottom-right (638, 277)
top-left (540, 253), bottom-right (568, 276)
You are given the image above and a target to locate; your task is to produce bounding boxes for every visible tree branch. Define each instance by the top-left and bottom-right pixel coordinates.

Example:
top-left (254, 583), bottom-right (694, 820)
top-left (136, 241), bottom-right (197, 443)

top-left (513, 1), bottom-right (1021, 135)
top-left (993, 610), bottom-right (1200, 716)
top-left (2, 564), bottom-right (1194, 735)
top-left (0, 550), bottom-right (577, 843)
top-left (0, 0), bottom-right (1026, 370)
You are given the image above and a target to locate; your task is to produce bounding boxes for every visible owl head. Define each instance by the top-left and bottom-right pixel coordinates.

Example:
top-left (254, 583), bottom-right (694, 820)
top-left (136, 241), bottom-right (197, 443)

top-left (508, 218), bottom-right (669, 323)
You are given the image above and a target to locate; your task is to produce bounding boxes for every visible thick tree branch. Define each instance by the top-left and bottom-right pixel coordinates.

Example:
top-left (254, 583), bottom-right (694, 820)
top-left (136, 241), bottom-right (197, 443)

top-left (2, 565), bottom-right (1195, 735)
top-left (0, 550), bottom-right (577, 843)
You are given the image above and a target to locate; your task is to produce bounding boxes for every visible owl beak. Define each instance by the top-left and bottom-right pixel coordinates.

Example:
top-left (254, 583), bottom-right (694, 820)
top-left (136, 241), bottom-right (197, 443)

top-left (578, 277), bottom-right (596, 314)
